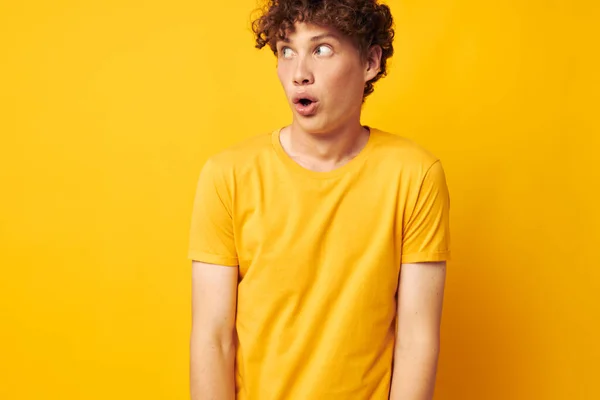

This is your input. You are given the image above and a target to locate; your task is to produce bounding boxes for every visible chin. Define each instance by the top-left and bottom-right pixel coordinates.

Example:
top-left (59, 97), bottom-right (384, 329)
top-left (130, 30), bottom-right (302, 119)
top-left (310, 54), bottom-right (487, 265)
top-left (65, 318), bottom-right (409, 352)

top-left (294, 115), bottom-right (335, 135)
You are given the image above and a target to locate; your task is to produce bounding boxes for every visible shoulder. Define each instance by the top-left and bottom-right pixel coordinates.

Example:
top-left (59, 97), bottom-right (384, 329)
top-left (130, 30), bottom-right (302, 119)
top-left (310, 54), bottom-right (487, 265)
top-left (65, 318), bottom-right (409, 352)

top-left (204, 131), bottom-right (273, 174)
top-left (369, 127), bottom-right (442, 176)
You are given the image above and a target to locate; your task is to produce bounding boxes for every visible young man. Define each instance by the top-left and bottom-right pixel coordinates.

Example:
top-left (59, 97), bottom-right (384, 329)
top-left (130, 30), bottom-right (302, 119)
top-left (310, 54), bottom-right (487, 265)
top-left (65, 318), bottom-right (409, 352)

top-left (188, 1), bottom-right (450, 399)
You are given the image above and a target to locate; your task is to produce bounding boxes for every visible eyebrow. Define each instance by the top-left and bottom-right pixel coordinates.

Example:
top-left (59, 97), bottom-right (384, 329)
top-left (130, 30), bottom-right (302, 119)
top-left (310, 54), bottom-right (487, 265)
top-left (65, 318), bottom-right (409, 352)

top-left (280, 33), bottom-right (341, 44)
top-left (310, 33), bottom-right (341, 42)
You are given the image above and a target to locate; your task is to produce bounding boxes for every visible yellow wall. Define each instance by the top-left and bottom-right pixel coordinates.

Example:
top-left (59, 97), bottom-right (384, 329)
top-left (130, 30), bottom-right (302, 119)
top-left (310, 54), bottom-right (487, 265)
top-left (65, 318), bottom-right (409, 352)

top-left (1, 1), bottom-right (598, 399)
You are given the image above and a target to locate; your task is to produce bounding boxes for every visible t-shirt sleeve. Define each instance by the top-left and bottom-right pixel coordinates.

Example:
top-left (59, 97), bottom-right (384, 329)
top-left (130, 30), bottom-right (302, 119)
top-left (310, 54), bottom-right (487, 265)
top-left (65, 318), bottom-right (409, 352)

top-left (187, 158), bottom-right (238, 266)
top-left (401, 160), bottom-right (451, 264)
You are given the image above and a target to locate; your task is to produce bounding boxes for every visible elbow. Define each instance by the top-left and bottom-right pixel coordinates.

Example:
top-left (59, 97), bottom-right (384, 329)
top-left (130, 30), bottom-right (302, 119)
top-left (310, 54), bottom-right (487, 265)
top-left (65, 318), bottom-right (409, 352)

top-left (214, 334), bottom-right (236, 356)
top-left (190, 326), bottom-right (236, 356)
top-left (220, 333), bottom-right (236, 355)
top-left (396, 335), bottom-right (440, 356)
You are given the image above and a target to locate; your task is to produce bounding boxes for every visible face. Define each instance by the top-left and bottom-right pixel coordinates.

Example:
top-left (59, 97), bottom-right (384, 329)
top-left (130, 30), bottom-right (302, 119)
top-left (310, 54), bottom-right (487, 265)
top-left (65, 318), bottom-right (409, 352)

top-left (276, 22), bottom-right (380, 135)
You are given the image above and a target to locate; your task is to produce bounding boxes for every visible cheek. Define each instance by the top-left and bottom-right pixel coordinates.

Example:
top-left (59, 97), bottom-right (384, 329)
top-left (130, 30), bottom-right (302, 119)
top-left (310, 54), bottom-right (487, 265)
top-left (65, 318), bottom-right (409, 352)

top-left (276, 64), bottom-right (286, 87)
top-left (325, 65), bottom-right (364, 99)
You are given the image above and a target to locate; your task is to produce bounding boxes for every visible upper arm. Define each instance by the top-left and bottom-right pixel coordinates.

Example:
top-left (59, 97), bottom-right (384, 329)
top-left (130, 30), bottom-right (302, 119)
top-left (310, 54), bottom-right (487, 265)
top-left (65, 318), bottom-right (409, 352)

top-left (401, 160), bottom-right (451, 264)
top-left (396, 261), bottom-right (446, 348)
top-left (188, 157), bottom-right (239, 341)
top-left (396, 159), bottom-right (450, 347)
top-left (191, 261), bottom-right (238, 341)
top-left (188, 158), bottom-right (238, 266)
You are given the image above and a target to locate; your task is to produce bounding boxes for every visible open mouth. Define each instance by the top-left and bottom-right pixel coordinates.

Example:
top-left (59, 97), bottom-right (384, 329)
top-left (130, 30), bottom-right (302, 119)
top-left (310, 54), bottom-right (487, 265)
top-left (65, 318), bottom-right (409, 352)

top-left (293, 95), bottom-right (318, 116)
top-left (293, 95), bottom-right (317, 106)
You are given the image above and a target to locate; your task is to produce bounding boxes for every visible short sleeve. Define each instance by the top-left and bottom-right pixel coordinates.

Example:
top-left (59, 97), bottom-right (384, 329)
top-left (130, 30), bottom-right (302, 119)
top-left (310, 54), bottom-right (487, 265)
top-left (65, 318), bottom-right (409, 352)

top-left (401, 160), bottom-right (451, 264)
top-left (187, 158), bottom-right (238, 266)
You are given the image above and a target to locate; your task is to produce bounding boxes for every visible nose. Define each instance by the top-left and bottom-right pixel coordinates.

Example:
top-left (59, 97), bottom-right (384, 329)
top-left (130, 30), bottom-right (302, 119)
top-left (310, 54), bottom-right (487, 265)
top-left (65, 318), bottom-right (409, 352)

top-left (293, 55), bottom-right (314, 86)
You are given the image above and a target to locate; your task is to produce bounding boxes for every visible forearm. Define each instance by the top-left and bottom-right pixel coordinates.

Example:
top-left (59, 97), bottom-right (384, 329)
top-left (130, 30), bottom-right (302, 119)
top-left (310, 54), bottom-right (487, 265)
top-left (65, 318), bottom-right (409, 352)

top-left (389, 341), bottom-right (440, 400)
top-left (190, 331), bottom-right (236, 400)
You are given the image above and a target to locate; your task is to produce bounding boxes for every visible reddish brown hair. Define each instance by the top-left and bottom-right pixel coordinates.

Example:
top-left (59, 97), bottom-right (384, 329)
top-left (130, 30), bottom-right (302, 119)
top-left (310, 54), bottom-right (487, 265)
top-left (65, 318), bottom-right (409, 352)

top-left (252, 0), bottom-right (395, 99)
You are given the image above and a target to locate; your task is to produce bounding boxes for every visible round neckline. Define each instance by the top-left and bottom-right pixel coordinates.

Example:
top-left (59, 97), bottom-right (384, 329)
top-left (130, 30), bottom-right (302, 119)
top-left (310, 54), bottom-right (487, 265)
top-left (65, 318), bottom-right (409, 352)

top-left (271, 126), bottom-right (377, 179)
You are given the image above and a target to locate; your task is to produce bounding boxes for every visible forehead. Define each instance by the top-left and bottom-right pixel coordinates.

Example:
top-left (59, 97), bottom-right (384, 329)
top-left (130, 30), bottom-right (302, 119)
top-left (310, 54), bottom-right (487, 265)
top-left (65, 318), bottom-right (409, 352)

top-left (278, 22), bottom-right (343, 43)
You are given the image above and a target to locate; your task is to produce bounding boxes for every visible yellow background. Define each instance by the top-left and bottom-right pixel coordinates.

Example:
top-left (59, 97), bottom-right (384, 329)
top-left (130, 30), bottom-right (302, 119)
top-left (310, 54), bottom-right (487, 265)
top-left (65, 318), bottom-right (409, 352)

top-left (1, 0), bottom-right (598, 399)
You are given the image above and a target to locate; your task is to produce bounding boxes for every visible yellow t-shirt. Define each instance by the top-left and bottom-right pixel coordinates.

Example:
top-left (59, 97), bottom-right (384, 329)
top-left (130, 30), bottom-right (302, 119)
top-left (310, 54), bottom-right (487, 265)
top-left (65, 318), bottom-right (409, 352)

top-left (188, 127), bottom-right (451, 399)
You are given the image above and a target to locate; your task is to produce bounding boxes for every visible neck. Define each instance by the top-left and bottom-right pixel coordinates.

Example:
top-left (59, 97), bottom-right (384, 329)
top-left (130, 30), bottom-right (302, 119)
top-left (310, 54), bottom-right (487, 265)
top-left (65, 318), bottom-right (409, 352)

top-left (282, 120), bottom-right (369, 165)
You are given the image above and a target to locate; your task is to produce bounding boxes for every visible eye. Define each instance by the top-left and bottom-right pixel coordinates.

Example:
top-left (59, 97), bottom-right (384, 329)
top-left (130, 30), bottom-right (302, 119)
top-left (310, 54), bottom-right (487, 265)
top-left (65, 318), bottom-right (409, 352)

top-left (315, 45), bottom-right (333, 56)
top-left (281, 47), bottom-right (294, 59)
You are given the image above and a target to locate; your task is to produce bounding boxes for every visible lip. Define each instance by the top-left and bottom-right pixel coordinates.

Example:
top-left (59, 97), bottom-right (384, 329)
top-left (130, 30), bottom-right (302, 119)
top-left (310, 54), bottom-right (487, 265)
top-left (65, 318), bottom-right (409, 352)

top-left (292, 94), bottom-right (319, 117)
top-left (294, 101), bottom-right (318, 116)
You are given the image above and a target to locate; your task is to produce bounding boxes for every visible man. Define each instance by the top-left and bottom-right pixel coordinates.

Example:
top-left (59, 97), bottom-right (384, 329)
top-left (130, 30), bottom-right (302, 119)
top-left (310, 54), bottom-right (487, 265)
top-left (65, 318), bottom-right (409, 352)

top-left (188, 1), bottom-right (451, 399)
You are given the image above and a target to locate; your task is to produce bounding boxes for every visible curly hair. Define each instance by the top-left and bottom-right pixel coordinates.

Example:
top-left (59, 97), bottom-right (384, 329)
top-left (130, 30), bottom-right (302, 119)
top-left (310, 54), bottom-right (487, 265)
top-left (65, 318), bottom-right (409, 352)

top-left (251, 0), bottom-right (395, 99)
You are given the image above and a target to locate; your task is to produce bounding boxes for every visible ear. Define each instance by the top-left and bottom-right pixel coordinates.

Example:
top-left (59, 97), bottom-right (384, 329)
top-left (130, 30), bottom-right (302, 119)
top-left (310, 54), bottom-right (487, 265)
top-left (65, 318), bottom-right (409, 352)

top-left (364, 45), bottom-right (383, 81)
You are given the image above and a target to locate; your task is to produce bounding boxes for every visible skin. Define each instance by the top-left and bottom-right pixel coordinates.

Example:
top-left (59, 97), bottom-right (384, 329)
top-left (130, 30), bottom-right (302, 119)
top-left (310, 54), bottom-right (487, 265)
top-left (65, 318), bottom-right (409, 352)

top-left (275, 22), bottom-right (382, 172)
top-left (190, 261), bottom-right (237, 400)
top-left (190, 21), bottom-right (447, 400)
top-left (390, 261), bottom-right (446, 400)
